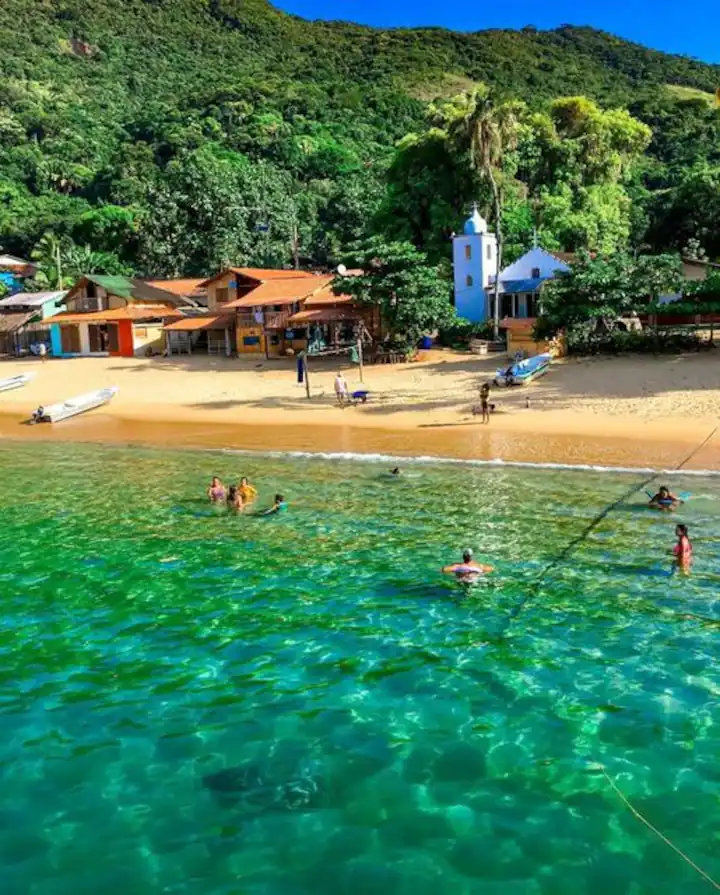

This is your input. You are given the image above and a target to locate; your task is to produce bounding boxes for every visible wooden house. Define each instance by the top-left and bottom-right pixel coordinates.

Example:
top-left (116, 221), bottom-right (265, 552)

top-left (0, 290), bottom-right (66, 355)
top-left (45, 275), bottom-right (198, 358)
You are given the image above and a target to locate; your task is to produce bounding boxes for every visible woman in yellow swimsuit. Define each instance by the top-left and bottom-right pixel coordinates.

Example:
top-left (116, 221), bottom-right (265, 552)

top-left (238, 476), bottom-right (258, 504)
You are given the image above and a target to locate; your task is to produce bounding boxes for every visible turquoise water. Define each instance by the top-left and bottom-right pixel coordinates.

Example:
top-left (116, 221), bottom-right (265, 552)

top-left (0, 442), bottom-right (718, 894)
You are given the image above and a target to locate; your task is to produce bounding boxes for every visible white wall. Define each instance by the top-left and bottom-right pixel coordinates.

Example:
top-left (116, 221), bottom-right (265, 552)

top-left (498, 247), bottom-right (569, 282)
top-left (452, 232), bottom-right (498, 323)
top-left (79, 323), bottom-right (90, 355)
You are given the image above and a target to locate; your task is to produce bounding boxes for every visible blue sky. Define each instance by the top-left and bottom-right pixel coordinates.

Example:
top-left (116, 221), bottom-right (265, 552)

top-left (275, 0), bottom-right (720, 64)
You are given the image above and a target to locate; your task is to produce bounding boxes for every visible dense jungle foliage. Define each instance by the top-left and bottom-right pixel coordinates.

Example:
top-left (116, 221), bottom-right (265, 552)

top-left (1, 0), bottom-right (720, 277)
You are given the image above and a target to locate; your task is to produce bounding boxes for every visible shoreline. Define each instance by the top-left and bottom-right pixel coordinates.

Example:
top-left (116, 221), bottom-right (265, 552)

top-left (1, 405), bottom-right (719, 472)
top-left (0, 353), bottom-right (718, 471)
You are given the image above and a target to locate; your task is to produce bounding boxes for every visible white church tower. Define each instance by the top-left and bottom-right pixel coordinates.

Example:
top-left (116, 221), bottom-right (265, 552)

top-left (452, 205), bottom-right (498, 323)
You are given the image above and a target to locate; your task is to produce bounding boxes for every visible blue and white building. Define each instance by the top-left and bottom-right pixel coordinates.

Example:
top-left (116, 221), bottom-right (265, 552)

top-left (453, 207), bottom-right (571, 322)
top-left (452, 206), bottom-right (498, 323)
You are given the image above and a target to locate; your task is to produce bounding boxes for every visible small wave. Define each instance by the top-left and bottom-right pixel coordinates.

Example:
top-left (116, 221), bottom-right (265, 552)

top-left (218, 447), bottom-right (720, 477)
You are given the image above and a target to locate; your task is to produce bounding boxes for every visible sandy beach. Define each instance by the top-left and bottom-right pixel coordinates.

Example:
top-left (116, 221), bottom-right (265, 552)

top-left (1, 349), bottom-right (719, 469)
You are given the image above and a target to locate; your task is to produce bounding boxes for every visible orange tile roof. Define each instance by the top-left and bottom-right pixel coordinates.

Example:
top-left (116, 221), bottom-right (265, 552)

top-left (163, 314), bottom-right (233, 332)
top-left (145, 278), bottom-right (207, 297)
top-left (201, 267), bottom-right (321, 287)
top-left (221, 276), bottom-right (334, 309)
top-left (45, 305), bottom-right (180, 325)
top-left (302, 286), bottom-right (353, 306)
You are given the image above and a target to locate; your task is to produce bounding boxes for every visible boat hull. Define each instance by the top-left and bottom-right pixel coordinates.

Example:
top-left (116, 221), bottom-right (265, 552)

top-left (494, 354), bottom-right (551, 387)
top-left (0, 372), bottom-right (36, 393)
top-left (35, 386), bottom-right (118, 423)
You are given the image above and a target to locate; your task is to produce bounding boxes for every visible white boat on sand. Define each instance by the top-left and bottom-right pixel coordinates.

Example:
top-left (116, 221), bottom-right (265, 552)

top-left (0, 372), bottom-right (36, 393)
top-left (31, 387), bottom-right (118, 423)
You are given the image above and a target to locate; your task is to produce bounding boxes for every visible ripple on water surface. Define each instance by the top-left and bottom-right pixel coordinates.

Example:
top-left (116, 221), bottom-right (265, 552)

top-left (0, 443), bottom-right (718, 894)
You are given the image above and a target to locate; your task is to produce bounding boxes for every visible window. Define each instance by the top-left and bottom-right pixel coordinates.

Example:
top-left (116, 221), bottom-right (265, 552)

top-left (464, 245), bottom-right (472, 260)
top-left (466, 275), bottom-right (473, 287)
top-left (486, 244), bottom-right (492, 260)
top-left (531, 267), bottom-right (541, 279)
top-left (216, 287), bottom-right (229, 306)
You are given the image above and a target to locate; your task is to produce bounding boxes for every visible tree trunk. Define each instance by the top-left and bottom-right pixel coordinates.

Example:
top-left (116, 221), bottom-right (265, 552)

top-left (489, 171), bottom-right (503, 341)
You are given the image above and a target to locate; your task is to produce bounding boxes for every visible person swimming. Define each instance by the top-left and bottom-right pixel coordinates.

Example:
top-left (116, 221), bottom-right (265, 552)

top-left (238, 476), bottom-right (258, 503)
top-left (442, 549), bottom-right (493, 582)
top-left (261, 494), bottom-right (287, 515)
top-left (649, 486), bottom-right (682, 510)
top-left (227, 485), bottom-right (244, 512)
top-left (207, 476), bottom-right (226, 503)
top-left (672, 523), bottom-right (692, 570)
top-left (390, 467), bottom-right (401, 476)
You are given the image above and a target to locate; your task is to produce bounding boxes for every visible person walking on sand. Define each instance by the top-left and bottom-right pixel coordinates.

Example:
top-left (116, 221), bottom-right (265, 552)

top-left (334, 372), bottom-right (349, 407)
top-left (479, 381), bottom-right (491, 424)
top-left (38, 342), bottom-right (47, 363)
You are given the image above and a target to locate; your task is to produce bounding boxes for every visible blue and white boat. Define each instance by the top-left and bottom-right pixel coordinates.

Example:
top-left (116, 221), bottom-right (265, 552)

top-left (494, 353), bottom-right (551, 387)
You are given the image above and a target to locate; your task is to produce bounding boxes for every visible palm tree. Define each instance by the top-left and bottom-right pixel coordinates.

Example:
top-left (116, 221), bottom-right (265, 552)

top-left (30, 232), bottom-right (64, 288)
top-left (436, 87), bottom-right (521, 339)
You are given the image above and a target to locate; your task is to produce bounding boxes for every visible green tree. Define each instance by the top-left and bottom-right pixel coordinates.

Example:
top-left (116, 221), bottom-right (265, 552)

top-left (537, 250), bottom-right (684, 337)
top-left (332, 236), bottom-right (456, 348)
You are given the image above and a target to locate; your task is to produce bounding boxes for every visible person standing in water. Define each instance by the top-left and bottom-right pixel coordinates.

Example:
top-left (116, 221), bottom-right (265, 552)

top-left (227, 485), bottom-right (245, 513)
top-left (238, 477), bottom-right (257, 504)
top-left (442, 549), bottom-right (493, 582)
top-left (207, 476), bottom-right (226, 503)
top-left (672, 524), bottom-right (693, 570)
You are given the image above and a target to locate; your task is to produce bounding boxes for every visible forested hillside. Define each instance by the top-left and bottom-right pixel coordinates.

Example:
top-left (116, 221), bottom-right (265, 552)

top-left (1, 0), bottom-right (719, 276)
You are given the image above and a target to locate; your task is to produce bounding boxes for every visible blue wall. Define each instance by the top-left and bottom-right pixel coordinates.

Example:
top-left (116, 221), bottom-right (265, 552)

top-left (50, 325), bottom-right (63, 357)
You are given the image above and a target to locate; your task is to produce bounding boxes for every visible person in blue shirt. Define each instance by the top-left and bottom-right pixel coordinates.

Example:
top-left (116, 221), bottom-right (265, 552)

top-left (262, 494), bottom-right (287, 515)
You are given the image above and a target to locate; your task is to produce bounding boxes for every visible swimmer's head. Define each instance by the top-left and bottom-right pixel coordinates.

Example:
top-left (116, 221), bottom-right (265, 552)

top-left (275, 494), bottom-right (284, 504)
top-left (676, 523), bottom-right (688, 537)
top-left (659, 486), bottom-right (670, 497)
top-left (212, 476), bottom-right (221, 486)
top-left (391, 467), bottom-right (400, 475)
top-left (240, 477), bottom-right (248, 486)
top-left (462, 549), bottom-right (473, 563)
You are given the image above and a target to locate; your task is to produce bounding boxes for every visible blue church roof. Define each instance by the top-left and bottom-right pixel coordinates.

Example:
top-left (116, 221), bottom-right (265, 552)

top-left (488, 277), bottom-right (551, 295)
top-left (463, 206), bottom-right (487, 235)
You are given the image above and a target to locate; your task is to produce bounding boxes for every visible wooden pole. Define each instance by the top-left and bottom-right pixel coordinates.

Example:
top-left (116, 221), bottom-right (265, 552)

top-left (357, 337), bottom-right (364, 383)
top-left (303, 352), bottom-right (310, 399)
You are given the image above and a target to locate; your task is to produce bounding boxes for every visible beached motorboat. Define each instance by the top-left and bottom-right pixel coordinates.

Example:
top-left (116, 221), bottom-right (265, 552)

top-left (31, 386), bottom-right (118, 423)
top-left (0, 372), bottom-right (36, 393)
top-left (494, 353), bottom-right (551, 387)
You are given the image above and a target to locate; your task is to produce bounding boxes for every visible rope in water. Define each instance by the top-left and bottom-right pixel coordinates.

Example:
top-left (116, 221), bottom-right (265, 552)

top-left (598, 766), bottom-right (720, 890)
top-left (501, 423), bottom-right (720, 633)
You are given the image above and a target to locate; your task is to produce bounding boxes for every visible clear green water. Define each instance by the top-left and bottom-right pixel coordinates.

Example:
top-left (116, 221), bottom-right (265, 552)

top-left (0, 443), bottom-right (718, 895)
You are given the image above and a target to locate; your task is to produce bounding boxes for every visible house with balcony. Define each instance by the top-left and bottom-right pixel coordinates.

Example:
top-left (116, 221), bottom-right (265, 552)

top-left (45, 275), bottom-right (199, 358)
top-left (163, 267), bottom-right (374, 357)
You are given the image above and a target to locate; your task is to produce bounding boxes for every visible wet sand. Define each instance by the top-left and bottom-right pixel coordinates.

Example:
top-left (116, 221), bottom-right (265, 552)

top-left (2, 410), bottom-right (718, 471)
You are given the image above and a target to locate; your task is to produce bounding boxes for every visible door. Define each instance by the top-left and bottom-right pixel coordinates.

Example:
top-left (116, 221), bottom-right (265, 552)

top-left (61, 325), bottom-right (81, 354)
top-left (107, 324), bottom-right (119, 353)
top-left (88, 324), bottom-right (102, 352)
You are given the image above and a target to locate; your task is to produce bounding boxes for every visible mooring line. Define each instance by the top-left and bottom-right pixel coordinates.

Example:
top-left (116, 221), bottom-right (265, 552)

top-left (499, 423), bottom-right (719, 635)
top-left (598, 766), bottom-right (720, 890)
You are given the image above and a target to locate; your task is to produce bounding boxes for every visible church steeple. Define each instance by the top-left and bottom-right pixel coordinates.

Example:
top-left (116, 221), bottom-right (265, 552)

top-left (452, 203), bottom-right (497, 323)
